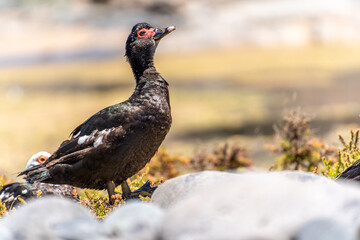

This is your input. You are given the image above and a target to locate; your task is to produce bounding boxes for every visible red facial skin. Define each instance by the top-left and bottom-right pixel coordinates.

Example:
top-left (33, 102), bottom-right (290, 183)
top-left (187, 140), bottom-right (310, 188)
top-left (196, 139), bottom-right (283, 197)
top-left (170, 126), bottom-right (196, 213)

top-left (36, 155), bottom-right (49, 164)
top-left (137, 28), bottom-right (155, 39)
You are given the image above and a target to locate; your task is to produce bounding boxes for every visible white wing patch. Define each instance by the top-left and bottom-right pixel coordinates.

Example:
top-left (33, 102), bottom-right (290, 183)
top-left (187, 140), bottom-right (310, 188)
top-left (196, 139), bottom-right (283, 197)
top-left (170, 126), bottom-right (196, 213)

top-left (73, 131), bottom-right (81, 138)
top-left (77, 135), bottom-right (88, 145)
top-left (77, 128), bottom-right (113, 148)
top-left (93, 129), bottom-right (112, 148)
top-left (93, 135), bottom-right (104, 148)
top-left (77, 130), bottom-right (97, 145)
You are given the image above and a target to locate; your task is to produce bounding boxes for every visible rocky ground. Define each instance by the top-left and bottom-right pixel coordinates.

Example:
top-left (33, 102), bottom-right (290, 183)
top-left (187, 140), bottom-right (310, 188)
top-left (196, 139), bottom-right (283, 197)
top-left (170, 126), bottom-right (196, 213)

top-left (1, 171), bottom-right (360, 239)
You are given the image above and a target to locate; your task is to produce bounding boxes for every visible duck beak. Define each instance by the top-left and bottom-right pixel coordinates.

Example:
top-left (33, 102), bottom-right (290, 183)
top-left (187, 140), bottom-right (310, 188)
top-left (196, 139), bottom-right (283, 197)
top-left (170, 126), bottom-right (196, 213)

top-left (153, 26), bottom-right (176, 41)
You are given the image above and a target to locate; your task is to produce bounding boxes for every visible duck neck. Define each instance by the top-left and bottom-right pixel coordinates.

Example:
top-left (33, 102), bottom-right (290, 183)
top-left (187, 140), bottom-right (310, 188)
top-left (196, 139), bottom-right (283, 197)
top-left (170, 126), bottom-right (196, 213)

top-left (130, 67), bottom-right (169, 103)
top-left (128, 49), bottom-right (156, 84)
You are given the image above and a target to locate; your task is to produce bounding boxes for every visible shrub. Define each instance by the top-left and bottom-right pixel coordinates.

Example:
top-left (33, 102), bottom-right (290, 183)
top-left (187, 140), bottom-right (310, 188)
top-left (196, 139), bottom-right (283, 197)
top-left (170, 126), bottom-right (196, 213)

top-left (189, 142), bottom-right (252, 171)
top-left (146, 148), bottom-right (189, 181)
top-left (0, 200), bottom-right (7, 217)
top-left (267, 110), bottom-right (335, 171)
top-left (323, 129), bottom-right (360, 179)
top-left (77, 189), bottom-right (123, 219)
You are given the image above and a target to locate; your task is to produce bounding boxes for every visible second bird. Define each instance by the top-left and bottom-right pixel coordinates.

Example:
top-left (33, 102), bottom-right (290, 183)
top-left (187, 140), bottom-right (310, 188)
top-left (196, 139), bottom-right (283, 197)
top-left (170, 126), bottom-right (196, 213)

top-left (20, 23), bottom-right (175, 204)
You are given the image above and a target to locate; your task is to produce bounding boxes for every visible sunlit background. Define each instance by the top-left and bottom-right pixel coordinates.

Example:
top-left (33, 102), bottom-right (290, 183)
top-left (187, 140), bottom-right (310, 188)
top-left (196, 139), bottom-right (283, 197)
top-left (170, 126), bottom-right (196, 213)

top-left (1, 0), bottom-right (360, 175)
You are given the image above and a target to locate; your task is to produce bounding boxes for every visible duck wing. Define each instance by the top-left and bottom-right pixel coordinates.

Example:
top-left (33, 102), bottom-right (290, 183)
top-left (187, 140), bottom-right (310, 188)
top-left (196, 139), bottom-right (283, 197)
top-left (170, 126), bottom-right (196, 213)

top-left (19, 102), bottom-right (137, 177)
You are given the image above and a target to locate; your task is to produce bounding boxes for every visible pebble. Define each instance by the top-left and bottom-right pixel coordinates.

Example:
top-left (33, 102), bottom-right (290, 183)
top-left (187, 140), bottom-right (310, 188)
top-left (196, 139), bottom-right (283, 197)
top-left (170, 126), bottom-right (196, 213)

top-left (103, 200), bottom-right (165, 240)
top-left (0, 196), bottom-right (103, 240)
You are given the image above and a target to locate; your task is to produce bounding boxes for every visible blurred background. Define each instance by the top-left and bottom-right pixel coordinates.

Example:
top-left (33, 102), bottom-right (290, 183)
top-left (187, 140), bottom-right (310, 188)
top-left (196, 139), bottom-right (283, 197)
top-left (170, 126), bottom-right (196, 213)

top-left (1, 0), bottom-right (360, 176)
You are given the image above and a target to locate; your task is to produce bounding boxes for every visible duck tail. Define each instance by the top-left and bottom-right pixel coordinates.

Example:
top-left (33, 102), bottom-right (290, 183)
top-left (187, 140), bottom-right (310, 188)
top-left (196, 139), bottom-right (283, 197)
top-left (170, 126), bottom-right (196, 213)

top-left (18, 166), bottom-right (50, 183)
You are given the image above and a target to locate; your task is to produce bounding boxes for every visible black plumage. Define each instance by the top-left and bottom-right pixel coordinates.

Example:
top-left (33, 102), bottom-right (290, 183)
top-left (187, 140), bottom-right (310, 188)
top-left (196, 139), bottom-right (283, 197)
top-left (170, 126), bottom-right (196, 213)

top-left (1, 152), bottom-right (75, 209)
top-left (19, 23), bottom-right (175, 203)
top-left (0, 182), bottom-right (76, 210)
top-left (0, 182), bottom-right (35, 209)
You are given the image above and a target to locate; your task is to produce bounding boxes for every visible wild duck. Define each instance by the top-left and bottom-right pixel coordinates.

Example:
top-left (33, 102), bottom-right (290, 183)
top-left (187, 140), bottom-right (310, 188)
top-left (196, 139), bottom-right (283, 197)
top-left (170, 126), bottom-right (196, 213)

top-left (19, 23), bottom-right (175, 204)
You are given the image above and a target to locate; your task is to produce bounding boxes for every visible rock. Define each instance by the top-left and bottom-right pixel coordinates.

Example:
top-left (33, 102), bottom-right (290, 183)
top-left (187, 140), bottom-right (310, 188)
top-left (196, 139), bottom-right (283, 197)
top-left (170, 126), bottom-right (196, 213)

top-left (158, 171), bottom-right (360, 240)
top-left (151, 170), bottom-right (329, 209)
top-left (296, 219), bottom-right (359, 240)
top-left (103, 200), bottom-right (165, 240)
top-left (151, 170), bottom-right (238, 208)
top-left (0, 227), bottom-right (12, 240)
top-left (271, 170), bottom-right (331, 183)
top-left (3, 171), bottom-right (360, 240)
top-left (0, 196), bottom-right (103, 240)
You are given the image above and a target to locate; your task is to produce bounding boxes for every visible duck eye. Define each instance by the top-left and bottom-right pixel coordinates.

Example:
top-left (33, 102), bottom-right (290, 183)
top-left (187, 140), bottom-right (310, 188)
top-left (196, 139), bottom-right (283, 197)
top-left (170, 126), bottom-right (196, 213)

top-left (37, 156), bottom-right (48, 164)
top-left (137, 29), bottom-right (151, 39)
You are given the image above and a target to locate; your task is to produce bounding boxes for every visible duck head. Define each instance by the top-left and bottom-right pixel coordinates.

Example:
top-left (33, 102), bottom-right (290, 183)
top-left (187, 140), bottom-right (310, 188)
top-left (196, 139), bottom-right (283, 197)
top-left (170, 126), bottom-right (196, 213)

top-left (125, 23), bottom-right (176, 82)
top-left (25, 151), bottom-right (51, 170)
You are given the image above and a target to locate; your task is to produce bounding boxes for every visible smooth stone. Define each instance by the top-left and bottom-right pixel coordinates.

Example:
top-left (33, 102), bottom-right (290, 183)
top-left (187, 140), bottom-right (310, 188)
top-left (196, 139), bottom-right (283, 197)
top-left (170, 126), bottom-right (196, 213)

top-left (158, 171), bottom-right (360, 240)
top-left (151, 170), bottom-right (331, 209)
top-left (296, 218), bottom-right (359, 240)
top-left (0, 226), bottom-right (12, 240)
top-left (271, 170), bottom-right (331, 183)
top-left (0, 196), bottom-right (104, 240)
top-left (151, 170), bottom-right (238, 208)
top-left (103, 200), bottom-right (165, 240)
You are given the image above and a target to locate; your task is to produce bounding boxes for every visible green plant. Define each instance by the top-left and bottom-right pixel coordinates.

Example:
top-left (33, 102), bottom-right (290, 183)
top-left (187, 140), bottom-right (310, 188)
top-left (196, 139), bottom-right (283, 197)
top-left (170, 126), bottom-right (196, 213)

top-left (0, 200), bottom-right (6, 217)
top-left (77, 189), bottom-right (123, 219)
top-left (77, 166), bottom-right (157, 219)
top-left (323, 129), bottom-right (360, 179)
top-left (267, 110), bottom-right (335, 171)
top-left (0, 174), bottom-right (11, 217)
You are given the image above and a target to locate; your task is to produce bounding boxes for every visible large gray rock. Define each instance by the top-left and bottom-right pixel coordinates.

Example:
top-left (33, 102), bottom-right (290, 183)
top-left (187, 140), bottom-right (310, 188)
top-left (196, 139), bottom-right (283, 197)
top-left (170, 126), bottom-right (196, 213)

top-left (0, 196), bottom-right (104, 240)
top-left (271, 170), bottom-right (332, 183)
top-left (151, 170), bottom-right (329, 208)
top-left (156, 171), bottom-right (360, 240)
top-left (103, 200), bottom-right (165, 240)
top-left (151, 171), bottom-right (238, 208)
